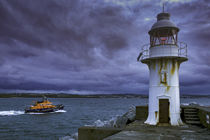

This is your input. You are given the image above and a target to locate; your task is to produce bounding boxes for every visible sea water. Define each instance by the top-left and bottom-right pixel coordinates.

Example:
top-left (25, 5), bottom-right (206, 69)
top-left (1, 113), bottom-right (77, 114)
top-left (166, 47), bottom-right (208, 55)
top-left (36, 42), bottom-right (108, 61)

top-left (0, 97), bottom-right (209, 140)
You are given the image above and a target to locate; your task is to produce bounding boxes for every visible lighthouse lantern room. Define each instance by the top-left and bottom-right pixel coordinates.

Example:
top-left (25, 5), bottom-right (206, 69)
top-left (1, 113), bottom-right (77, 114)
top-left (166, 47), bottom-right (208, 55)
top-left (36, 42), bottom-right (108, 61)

top-left (138, 10), bottom-right (188, 125)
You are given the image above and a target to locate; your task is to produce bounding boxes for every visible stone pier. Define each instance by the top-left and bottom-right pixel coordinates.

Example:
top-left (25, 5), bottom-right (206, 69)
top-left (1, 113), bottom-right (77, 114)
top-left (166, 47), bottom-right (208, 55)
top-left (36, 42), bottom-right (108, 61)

top-left (78, 105), bottom-right (210, 140)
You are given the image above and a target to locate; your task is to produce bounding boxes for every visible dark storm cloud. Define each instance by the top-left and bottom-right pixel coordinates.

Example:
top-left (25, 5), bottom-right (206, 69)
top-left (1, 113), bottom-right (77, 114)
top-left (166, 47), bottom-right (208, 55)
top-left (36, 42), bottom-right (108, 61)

top-left (0, 0), bottom-right (209, 94)
top-left (0, 0), bottom-right (138, 62)
top-left (166, 0), bottom-right (210, 94)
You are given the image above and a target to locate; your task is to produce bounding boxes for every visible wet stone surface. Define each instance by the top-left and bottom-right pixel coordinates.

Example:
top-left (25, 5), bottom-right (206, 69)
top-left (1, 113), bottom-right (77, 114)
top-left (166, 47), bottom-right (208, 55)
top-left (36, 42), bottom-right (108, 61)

top-left (104, 120), bottom-right (210, 140)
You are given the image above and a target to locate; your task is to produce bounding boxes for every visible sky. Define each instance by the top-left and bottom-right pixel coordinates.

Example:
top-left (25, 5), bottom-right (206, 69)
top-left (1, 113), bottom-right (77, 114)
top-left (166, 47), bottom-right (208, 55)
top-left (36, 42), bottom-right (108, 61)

top-left (0, 0), bottom-right (209, 95)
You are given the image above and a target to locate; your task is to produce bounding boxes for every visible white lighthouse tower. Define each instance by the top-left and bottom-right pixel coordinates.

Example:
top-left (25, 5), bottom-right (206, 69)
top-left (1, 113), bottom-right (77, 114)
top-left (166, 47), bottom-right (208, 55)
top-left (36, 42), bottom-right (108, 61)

top-left (138, 10), bottom-right (188, 125)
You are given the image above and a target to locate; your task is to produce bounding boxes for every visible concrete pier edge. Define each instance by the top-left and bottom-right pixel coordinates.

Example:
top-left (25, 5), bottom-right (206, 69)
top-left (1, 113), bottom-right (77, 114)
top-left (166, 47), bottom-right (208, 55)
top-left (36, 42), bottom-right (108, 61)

top-left (78, 105), bottom-right (210, 140)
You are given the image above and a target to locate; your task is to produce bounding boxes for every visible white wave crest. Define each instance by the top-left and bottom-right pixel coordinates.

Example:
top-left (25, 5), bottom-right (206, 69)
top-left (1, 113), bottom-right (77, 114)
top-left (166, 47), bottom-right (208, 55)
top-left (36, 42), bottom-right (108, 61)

top-left (88, 105), bottom-right (136, 128)
top-left (181, 102), bottom-right (204, 106)
top-left (59, 133), bottom-right (78, 140)
top-left (61, 106), bottom-right (135, 140)
top-left (0, 110), bottom-right (25, 116)
top-left (90, 118), bottom-right (116, 127)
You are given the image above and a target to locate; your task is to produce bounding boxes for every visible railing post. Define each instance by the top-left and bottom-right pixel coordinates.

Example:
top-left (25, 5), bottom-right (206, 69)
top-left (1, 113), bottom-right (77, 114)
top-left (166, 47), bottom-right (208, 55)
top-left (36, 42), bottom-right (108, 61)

top-left (140, 44), bottom-right (150, 61)
top-left (186, 44), bottom-right (188, 57)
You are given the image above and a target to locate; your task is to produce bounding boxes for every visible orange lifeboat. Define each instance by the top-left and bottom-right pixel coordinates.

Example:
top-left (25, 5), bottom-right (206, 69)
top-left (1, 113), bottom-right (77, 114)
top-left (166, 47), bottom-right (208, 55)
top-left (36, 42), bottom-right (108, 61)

top-left (25, 96), bottom-right (64, 113)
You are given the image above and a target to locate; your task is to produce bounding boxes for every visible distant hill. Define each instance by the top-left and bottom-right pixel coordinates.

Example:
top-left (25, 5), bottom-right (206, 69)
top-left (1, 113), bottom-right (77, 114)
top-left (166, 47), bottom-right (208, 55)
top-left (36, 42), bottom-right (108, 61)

top-left (0, 93), bottom-right (209, 98)
top-left (0, 93), bottom-right (148, 98)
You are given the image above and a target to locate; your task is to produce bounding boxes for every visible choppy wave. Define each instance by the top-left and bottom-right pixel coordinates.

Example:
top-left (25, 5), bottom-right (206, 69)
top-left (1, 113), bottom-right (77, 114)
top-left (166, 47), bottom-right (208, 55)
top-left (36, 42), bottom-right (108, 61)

top-left (0, 110), bottom-right (25, 116)
top-left (181, 102), bottom-right (203, 106)
top-left (89, 105), bottom-right (136, 128)
top-left (59, 133), bottom-right (78, 140)
top-left (61, 106), bottom-right (136, 140)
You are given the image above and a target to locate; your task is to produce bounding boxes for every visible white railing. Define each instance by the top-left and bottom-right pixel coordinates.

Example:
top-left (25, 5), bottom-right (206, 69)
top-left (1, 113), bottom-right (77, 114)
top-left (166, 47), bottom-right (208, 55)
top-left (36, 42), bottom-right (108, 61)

top-left (138, 42), bottom-right (188, 61)
top-left (178, 42), bottom-right (188, 57)
top-left (139, 44), bottom-right (150, 60)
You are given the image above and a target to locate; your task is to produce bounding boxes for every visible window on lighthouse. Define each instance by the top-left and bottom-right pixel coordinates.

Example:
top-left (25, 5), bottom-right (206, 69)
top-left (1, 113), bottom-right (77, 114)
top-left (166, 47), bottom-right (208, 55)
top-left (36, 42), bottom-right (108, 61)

top-left (161, 71), bottom-right (167, 84)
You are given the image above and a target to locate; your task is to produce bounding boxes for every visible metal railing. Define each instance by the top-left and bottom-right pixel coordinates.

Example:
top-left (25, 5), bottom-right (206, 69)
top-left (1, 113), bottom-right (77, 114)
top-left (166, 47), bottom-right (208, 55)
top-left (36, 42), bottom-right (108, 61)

top-left (178, 42), bottom-right (188, 57)
top-left (138, 42), bottom-right (188, 61)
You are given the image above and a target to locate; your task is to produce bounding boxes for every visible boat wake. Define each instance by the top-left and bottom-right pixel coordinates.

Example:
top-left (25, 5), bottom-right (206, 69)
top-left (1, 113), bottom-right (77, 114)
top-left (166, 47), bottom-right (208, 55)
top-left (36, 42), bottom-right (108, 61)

top-left (0, 110), bottom-right (67, 116)
top-left (27, 112), bottom-right (45, 115)
top-left (55, 110), bottom-right (67, 113)
top-left (27, 110), bottom-right (67, 115)
top-left (0, 110), bottom-right (25, 116)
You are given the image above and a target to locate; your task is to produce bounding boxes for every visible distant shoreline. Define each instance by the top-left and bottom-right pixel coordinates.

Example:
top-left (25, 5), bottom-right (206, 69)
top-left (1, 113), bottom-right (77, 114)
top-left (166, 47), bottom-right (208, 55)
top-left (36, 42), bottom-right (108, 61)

top-left (0, 93), bottom-right (147, 98)
top-left (0, 93), bottom-right (209, 98)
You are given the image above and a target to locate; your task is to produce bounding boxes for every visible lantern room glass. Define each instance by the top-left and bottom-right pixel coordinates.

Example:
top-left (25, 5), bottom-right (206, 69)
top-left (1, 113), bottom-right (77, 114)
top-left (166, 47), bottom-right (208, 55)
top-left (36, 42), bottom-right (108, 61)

top-left (150, 28), bottom-right (178, 47)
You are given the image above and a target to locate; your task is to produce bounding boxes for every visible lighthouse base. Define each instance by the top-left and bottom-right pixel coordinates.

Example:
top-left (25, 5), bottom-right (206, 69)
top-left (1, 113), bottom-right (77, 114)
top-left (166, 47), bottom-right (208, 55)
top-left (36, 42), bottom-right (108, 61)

top-left (144, 112), bottom-right (183, 126)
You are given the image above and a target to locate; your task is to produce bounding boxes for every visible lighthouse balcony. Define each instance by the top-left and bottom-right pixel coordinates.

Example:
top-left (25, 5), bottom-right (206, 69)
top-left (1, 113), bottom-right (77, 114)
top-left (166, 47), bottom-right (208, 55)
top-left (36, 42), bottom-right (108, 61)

top-left (139, 42), bottom-right (188, 62)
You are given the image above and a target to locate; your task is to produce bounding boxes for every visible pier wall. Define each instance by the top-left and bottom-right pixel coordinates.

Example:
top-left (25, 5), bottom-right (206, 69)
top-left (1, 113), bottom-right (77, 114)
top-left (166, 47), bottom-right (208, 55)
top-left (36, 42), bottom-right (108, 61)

top-left (78, 127), bottom-right (122, 140)
top-left (135, 106), bottom-right (148, 120)
top-left (198, 107), bottom-right (210, 129)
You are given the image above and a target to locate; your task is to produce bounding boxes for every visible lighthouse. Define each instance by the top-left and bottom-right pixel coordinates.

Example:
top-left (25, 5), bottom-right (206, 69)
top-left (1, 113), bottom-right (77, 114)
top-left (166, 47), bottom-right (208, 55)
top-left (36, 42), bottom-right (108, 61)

top-left (138, 10), bottom-right (188, 125)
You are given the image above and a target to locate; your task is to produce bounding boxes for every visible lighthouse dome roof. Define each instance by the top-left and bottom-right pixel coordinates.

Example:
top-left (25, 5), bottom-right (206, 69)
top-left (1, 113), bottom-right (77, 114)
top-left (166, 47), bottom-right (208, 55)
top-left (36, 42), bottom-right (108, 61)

top-left (149, 12), bottom-right (179, 34)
